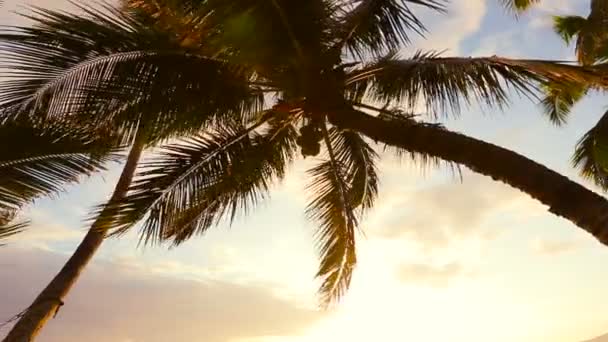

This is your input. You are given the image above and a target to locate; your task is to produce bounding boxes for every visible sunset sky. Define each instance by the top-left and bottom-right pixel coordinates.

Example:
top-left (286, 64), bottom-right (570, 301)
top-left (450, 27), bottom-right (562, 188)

top-left (2, 0), bottom-right (608, 341)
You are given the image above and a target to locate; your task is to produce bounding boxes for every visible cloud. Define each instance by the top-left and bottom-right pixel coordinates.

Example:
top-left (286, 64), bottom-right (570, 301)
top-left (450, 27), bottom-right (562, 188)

top-left (368, 172), bottom-right (538, 250)
top-left (395, 261), bottom-right (476, 287)
top-left (468, 0), bottom-right (588, 58)
top-left (0, 247), bottom-right (321, 342)
top-left (530, 237), bottom-right (582, 256)
top-left (411, 0), bottom-right (486, 54)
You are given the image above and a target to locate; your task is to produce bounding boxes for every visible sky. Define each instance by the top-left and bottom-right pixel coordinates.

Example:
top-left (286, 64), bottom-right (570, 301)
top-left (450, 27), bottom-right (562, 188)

top-left (2, 0), bottom-right (608, 341)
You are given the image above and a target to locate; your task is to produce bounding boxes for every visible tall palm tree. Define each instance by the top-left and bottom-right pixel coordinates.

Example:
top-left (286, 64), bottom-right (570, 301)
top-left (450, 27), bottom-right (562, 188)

top-left (2, 0), bottom-right (608, 340)
top-left (0, 3), bottom-right (262, 340)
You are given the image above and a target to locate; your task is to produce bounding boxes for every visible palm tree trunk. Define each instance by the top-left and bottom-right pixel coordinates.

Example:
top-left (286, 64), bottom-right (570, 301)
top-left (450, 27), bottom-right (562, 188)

top-left (3, 136), bottom-right (145, 342)
top-left (330, 110), bottom-right (608, 246)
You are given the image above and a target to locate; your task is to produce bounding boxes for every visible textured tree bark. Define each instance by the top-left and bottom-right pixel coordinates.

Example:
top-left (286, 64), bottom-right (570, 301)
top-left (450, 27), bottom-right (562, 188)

top-left (330, 110), bottom-right (608, 246)
top-left (3, 137), bottom-right (145, 342)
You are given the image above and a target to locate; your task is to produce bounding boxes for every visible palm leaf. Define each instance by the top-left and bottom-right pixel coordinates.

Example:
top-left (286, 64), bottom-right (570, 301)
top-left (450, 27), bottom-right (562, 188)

top-left (328, 127), bottom-right (379, 211)
top-left (0, 120), bottom-right (119, 219)
top-left (191, 0), bottom-right (335, 68)
top-left (554, 15), bottom-right (587, 45)
top-left (306, 123), bottom-right (379, 305)
top-left (346, 51), bottom-right (603, 117)
top-left (0, 3), bottom-right (263, 142)
top-left (500, 0), bottom-right (540, 13)
top-left (0, 221), bottom-right (27, 246)
top-left (334, 0), bottom-right (446, 57)
top-left (574, 110), bottom-right (608, 190)
top-left (106, 112), bottom-right (298, 245)
top-left (122, 0), bottom-right (211, 50)
top-left (0, 208), bottom-right (24, 245)
top-left (540, 82), bottom-right (587, 125)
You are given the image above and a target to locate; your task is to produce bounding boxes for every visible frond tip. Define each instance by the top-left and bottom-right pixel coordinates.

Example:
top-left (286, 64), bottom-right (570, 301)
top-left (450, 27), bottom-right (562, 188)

top-left (553, 15), bottom-right (587, 44)
top-left (0, 209), bottom-right (28, 246)
top-left (336, 0), bottom-right (446, 56)
top-left (573, 110), bottom-right (608, 190)
top-left (0, 219), bottom-right (27, 245)
top-left (500, 0), bottom-right (540, 13)
top-left (540, 82), bottom-right (586, 126)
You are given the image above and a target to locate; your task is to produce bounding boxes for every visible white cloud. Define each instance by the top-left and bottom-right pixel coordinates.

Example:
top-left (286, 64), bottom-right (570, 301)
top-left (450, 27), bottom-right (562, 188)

top-left (411, 0), bottom-right (487, 54)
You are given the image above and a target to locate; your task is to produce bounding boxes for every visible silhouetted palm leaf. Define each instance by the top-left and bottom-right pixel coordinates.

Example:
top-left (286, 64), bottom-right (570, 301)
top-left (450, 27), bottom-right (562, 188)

top-left (540, 82), bottom-right (587, 125)
top-left (106, 112), bottom-right (298, 244)
top-left (0, 3), bottom-right (263, 142)
top-left (305, 123), bottom-right (379, 305)
top-left (500, 0), bottom-right (540, 13)
top-left (346, 51), bottom-right (603, 116)
top-left (328, 128), bottom-right (379, 211)
top-left (554, 15), bottom-right (587, 44)
top-left (574, 110), bottom-right (608, 189)
top-left (0, 120), bottom-right (119, 219)
top-left (334, 0), bottom-right (446, 57)
top-left (0, 221), bottom-right (27, 246)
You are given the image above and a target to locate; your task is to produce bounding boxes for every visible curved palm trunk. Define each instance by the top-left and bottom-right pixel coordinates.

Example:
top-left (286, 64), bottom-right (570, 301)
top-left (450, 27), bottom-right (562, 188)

top-left (3, 137), bottom-right (145, 342)
top-left (330, 110), bottom-right (608, 246)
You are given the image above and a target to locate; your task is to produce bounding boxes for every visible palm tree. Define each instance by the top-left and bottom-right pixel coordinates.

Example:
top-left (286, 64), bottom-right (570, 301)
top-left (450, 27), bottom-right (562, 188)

top-left (553, 0), bottom-right (608, 65)
top-left (2, 0), bottom-right (608, 340)
top-left (0, 3), bottom-right (262, 340)
top-left (537, 0), bottom-right (608, 191)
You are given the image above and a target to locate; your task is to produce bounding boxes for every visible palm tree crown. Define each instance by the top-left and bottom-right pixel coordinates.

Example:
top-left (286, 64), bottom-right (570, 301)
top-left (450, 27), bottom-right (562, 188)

top-left (538, 0), bottom-right (608, 190)
top-left (1, 0), bottom-right (607, 308)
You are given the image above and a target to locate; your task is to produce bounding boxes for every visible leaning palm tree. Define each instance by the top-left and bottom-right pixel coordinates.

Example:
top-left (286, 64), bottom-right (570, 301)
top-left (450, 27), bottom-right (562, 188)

top-left (0, 2), bottom-right (263, 340)
top-left (3, 0), bottom-right (608, 340)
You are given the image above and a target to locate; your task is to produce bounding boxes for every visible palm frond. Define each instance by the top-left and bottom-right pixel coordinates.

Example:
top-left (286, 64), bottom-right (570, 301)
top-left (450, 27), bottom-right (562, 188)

top-left (306, 122), bottom-right (380, 305)
top-left (0, 221), bottom-right (27, 246)
top-left (0, 208), bottom-right (24, 245)
top-left (335, 0), bottom-right (446, 57)
top-left (106, 112), bottom-right (298, 245)
top-left (346, 51), bottom-right (603, 117)
top-left (554, 7), bottom-right (608, 66)
top-left (540, 82), bottom-right (587, 125)
top-left (553, 15), bottom-right (587, 44)
top-left (0, 120), bottom-right (119, 217)
top-left (573, 110), bottom-right (608, 190)
top-left (196, 0), bottom-right (334, 67)
top-left (0, 3), bottom-right (263, 142)
top-left (500, 0), bottom-right (540, 13)
top-left (122, 0), bottom-right (212, 50)
top-left (328, 127), bottom-right (379, 211)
